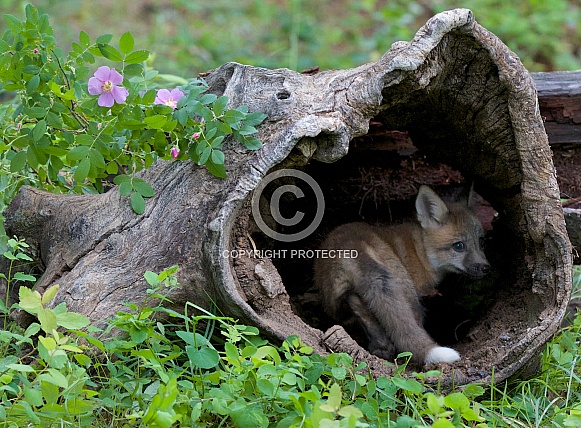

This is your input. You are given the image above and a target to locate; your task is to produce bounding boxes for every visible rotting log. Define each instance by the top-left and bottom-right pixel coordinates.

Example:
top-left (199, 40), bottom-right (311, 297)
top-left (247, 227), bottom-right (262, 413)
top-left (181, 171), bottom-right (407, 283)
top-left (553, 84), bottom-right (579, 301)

top-left (2, 8), bottom-right (573, 387)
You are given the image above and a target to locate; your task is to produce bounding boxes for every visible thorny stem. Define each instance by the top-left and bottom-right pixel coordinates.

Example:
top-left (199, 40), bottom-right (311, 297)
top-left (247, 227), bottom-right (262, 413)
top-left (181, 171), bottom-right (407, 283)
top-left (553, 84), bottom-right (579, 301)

top-left (50, 49), bottom-right (89, 129)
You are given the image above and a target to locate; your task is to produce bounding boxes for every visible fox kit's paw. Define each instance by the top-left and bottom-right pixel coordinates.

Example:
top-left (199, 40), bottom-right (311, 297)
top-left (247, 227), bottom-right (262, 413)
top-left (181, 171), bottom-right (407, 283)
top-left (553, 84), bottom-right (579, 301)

top-left (425, 346), bottom-right (461, 365)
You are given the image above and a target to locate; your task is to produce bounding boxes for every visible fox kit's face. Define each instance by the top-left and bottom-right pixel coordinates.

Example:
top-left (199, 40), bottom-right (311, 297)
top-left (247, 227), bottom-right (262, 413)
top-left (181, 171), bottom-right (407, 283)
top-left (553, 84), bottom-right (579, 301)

top-left (416, 186), bottom-right (490, 279)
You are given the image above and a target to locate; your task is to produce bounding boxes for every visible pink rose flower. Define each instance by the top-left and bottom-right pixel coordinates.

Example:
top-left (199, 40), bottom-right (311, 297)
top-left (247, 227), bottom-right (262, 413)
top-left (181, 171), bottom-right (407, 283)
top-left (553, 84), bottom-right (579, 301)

top-left (154, 88), bottom-right (185, 109)
top-left (88, 66), bottom-right (129, 107)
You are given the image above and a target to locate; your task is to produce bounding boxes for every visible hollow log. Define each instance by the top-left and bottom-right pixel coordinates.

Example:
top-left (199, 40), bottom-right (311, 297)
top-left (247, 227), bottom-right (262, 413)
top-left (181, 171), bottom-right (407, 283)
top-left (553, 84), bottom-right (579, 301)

top-left (2, 9), bottom-right (573, 386)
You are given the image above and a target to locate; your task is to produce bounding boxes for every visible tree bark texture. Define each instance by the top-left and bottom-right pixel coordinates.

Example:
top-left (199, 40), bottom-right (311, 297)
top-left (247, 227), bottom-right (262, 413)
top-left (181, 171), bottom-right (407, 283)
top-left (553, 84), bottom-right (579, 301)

top-left (2, 9), bottom-right (573, 387)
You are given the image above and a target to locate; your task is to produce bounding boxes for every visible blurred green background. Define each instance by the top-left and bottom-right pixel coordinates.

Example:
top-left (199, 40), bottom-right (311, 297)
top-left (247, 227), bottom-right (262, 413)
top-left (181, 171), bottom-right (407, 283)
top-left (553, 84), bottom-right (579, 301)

top-left (2, 0), bottom-right (581, 76)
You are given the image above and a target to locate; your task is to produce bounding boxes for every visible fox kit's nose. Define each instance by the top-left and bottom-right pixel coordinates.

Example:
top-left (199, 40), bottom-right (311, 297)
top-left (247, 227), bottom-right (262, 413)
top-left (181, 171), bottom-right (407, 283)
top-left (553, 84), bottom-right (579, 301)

top-left (474, 262), bottom-right (490, 276)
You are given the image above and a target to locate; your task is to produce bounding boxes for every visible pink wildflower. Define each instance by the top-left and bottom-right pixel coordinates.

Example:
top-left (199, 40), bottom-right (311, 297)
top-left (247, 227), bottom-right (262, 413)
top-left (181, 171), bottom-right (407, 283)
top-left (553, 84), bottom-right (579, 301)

top-left (154, 88), bottom-right (185, 109)
top-left (170, 147), bottom-right (180, 159)
top-left (192, 132), bottom-right (201, 139)
top-left (88, 66), bottom-right (129, 108)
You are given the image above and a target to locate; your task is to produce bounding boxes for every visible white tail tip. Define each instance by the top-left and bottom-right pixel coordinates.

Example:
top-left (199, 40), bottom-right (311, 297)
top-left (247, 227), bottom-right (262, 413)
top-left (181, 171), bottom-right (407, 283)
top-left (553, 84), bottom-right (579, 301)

top-left (425, 346), bottom-right (461, 364)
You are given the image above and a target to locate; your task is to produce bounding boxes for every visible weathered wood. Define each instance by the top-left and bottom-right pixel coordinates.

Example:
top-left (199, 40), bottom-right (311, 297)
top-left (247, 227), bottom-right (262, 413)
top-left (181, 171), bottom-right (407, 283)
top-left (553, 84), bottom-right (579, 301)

top-left (2, 9), bottom-right (573, 388)
top-left (533, 70), bottom-right (581, 144)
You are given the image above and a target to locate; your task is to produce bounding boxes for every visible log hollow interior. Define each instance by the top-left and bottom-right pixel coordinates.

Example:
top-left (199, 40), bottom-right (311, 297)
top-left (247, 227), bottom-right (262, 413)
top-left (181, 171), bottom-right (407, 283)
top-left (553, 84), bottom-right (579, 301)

top-left (241, 124), bottom-right (538, 371)
top-left (230, 24), bottom-right (569, 381)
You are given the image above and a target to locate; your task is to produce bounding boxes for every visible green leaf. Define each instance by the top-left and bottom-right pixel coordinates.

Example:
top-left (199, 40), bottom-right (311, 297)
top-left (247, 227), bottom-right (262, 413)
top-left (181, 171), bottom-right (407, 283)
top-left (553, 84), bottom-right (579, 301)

top-left (210, 135), bottom-right (225, 148)
top-left (10, 151), bottom-right (28, 172)
top-left (131, 192), bottom-right (146, 214)
top-left (41, 284), bottom-right (59, 305)
top-left (462, 384), bottom-right (486, 399)
top-left (119, 31), bottom-right (134, 54)
top-left (13, 272), bottom-right (36, 283)
top-left (4, 14), bottom-right (23, 34)
top-left (24, 387), bottom-right (43, 407)
top-left (392, 376), bottom-right (424, 394)
top-left (96, 34), bottom-right (113, 45)
top-left (74, 158), bottom-right (91, 184)
top-left (241, 136), bottom-right (263, 150)
top-left (123, 63), bottom-right (143, 76)
top-left (18, 287), bottom-right (43, 314)
top-left (444, 392), bottom-right (470, 411)
top-left (205, 159), bottom-right (226, 178)
top-left (426, 393), bottom-right (444, 415)
top-left (39, 368), bottom-right (69, 388)
top-left (213, 96), bottom-right (229, 117)
top-left (144, 270), bottom-right (160, 286)
top-left (55, 312), bottom-right (90, 330)
top-left (79, 30), bottom-right (90, 47)
top-left (7, 363), bottom-right (35, 373)
top-left (25, 107), bottom-right (48, 119)
top-left (125, 50), bottom-right (149, 64)
top-left (26, 74), bottom-right (40, 92)
top-left (186, 345), bottom-right (220, 369)
top-left (67, 145), bottom-right (90, 161)
top-left (211, 149), bottom-right (225, 165)
top-left (144, 115), bottom-right (167, 130)
top-left (37, 307), bottom-right (58, 333)
top-left (32, 120), bottom-right (47, 142)
top-left (223, 109), bottom-right (247, 123)
top-left (99, 45), bottom-right (123, 61)
top-left (244, 111), bottom-right (268, 126)
top-left (46, 112), bottom-right (64, 129)
top-left (238, 124), bottom-right (258, 136)
top-left (432, 419), bottom-right (455, 428)
top-left (113, 174), bottom-right (131, 185)
top-left (199, 146), bottom-right (212, 165)
top-left (118, 181), bottom-right (132, 196)
top-left (130, 328), bottom-right (148, 344)
top-left (23, 65), bottom-right (41, 74)
top-left (132, 179), bottom-right (155, 197)
top-left (106, 161), bottom-right (118, 175)
top-left (25, 4), bottom-right (39, 24)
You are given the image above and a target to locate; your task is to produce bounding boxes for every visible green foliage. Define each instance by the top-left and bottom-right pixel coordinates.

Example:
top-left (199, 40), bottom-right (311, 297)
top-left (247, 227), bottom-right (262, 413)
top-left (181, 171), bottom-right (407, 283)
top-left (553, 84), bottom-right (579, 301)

top-left (0, 260), bottom-right (581, 426)
top-left (4, 0), bottom-right (580, 77)
top-left (0, 4), bottom-right (266, 215)
top-left (0, 237), bottom-right (35, 330)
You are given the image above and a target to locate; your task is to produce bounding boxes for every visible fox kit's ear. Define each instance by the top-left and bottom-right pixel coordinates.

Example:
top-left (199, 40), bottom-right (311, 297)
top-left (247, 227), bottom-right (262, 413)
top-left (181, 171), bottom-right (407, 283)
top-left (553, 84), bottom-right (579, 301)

top-left (416, 185), bottom-right (449, 228)
top-left (467, 182), bottom-right (476, 210)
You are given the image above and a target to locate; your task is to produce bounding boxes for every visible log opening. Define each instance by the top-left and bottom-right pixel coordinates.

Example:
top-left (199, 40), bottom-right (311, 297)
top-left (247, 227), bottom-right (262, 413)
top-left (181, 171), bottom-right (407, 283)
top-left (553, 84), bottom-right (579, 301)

top-left (224, 10), bottom-right (572, 383)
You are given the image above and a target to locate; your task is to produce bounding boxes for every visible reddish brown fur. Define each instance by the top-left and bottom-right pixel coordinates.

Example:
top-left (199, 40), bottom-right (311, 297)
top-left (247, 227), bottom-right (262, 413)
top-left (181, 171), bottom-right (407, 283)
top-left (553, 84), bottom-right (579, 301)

top-left (314, 185), bottom-right (489, 364)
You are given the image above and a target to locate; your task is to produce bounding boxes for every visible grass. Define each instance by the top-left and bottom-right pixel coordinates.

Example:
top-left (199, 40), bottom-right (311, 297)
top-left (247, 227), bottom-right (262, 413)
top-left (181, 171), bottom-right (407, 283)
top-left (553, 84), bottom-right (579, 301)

top-left (0, 263), bottom-right (579, 427)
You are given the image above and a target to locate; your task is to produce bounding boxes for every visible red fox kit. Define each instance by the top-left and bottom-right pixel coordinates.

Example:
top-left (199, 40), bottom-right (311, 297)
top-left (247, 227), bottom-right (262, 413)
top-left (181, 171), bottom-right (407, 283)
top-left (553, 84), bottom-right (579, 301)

top-left (314, 185), bottom-right (490, 365)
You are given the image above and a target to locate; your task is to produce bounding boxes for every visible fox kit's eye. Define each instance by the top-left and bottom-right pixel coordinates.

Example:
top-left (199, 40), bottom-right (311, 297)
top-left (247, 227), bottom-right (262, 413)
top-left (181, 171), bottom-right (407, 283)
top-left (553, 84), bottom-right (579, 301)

top-left (452, 241), bottom-right (465, 252)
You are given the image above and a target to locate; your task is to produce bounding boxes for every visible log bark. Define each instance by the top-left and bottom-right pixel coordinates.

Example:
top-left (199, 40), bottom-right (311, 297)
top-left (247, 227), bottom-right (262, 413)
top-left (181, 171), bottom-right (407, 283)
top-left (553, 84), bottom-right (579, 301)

top-left (2, 9), bottom-right (573, 387)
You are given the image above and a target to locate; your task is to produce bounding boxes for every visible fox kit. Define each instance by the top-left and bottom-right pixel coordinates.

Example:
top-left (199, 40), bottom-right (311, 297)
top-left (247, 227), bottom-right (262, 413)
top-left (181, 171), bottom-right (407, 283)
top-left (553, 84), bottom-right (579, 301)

top-left (314, 185), bottom-right (490, 365)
